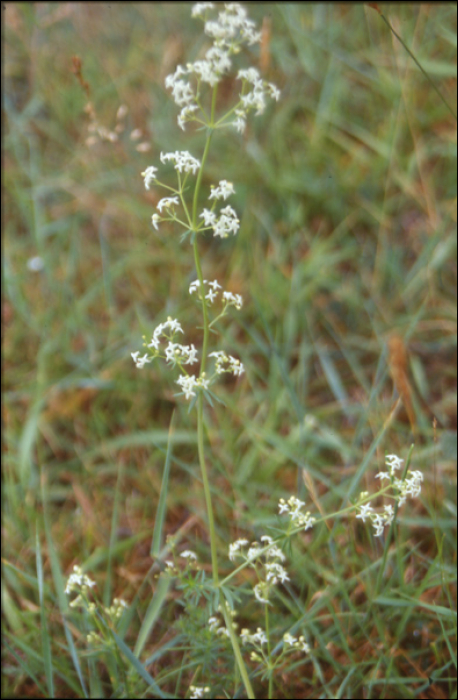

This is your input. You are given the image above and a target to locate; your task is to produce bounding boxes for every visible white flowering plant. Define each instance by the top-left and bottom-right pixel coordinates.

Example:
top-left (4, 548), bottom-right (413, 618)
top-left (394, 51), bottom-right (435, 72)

top-left (71, 3), bottom-right (432, 699)
top-left (129, 7), bottom-right (281, 693)
top-left (126, 4), bottom-right (429, 699)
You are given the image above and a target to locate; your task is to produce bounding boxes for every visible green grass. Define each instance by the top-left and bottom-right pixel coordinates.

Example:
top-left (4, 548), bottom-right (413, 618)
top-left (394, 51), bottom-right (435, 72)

top-left (3, 3), bottom-right (457, 698)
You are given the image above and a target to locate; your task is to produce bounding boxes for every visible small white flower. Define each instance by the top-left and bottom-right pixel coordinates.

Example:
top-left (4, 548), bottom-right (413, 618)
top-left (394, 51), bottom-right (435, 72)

top-left (189, 685), bottom-right (210, 699)
top-left (178, 104), bottom-right (199, 130)
top-left (206, 288), bottom-right (218, 303)
top-left (395, 469), bottom-right (423, 505)
top-left (229, 356), bottom-right (244, 376)
top-left (165, 342), bottom-right (198, 367)
top-left (372, 514), bottom-right (385, 537)
top-left (176, 373), bottom-right (209, 400)
top-left (238, 67), bottom-right (261, 83)
top-left (157, 196), bottom-right (179, 213)
top-left (265, 562), bottom-right (289, 584)
top-left (383, 504), bottom-right (395, 524)
top-left (222, 291), bottom-right (243, 309)
top-left (151, 214), bottom-right (161, 230)
top-left (180, 550), bottom-right (198, 561)
top-left (189, 279), bottom-right (204, 294)
top-left (278, 499), bottom-right (290, 515)
top-left (131, 351), bottom-right (152, 369)
top-left (141, 166), bottom-right (158, 190)
top-left (228, 538), bottom-right (249, 561)
top-left (65, 565), bottom-right (96, 595)
top-left (254, 583), bottom-right (270, 604)
top-left (375, 471), bottom-right (391, 481)
top-left (247, 542), bottom-right (263, 560)
top-left (298, 636), bottom-right (310, 653)
top-left (209, 180), bottom-right (235, 201)
top-left (160, 150), bottom-right (201, 174)
top-left (199, 208), bottom-right (217, 228)
top-left (162, 317), bottom-right (184, 335)
top-left (233, 114), bottom-right (246, 133)
top-left (267, 83), bottom-right (281, 101)
top-left (252, 627), bottom-right (268, 645)
top-left (356, 503), bottom-right (374, 523)
top-left (213, 205), bottom-right (239, 237)
top-left (165, 71), bottom-right (195, 106)
top-left (385, 454), bottom-right (404, 473)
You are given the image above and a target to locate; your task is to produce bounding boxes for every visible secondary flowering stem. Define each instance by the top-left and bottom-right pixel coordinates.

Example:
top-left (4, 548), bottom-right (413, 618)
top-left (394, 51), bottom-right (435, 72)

top-left (220, 600), bottom-right (255, 699)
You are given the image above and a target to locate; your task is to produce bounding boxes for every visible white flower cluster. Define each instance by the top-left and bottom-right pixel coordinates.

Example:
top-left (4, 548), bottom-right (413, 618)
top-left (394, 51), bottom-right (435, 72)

top-left (131, 316), bottom-right (243, 400)
top-left (278, 495), bottom-right (316, 531)
top-left (200, 205), bottom-right (240, 238)
top-left (356, 454), bottom-right (423, 536)
top-left (375, 454), bottom-right (423, 505)
top-left (240, 626), bottom-right (267, 646)
top-left (209, 179), bottom-right (235, 200)
top-left (105, 598), bottom-right (128, 621)
top-left (142, 163), bottom-right (240, 239)
top-left (283, 633), bottom-right (310, 654)
top-left (160, 150), bottom-right (201, 174)
top-left (165, 2), bottom-right (280, 131)
top-left (356, 502), bottom-right (395, 537)
top-left (207, 604), bottom-right (237, 640)
top-left (240, 625), bottom-right (310, 664)
top-left (141, 151), bottom-right (203, 230)
top-left (198, 180), bottom-right (240, 238)
top-left (192, 2), bottom-right (261, 46)
top-left (209, 350), bottom-right (244, 377)
top-left (208, 615), bottom-right (230, 638)
top-left (189, 686), bottom-right (210, 700)
top-left (229, 535), bottom-right (289, 605)
top-left (142, 151), bottom-right (201, 189)
top-left (180, 549), bottom-right (198, 561)
top-left (131, 317), bottom-right (198, 370)
top-left (189, 278), bottom-right (243, 309)
top-left (65, 565), bottom-right (96, 595)
top-left (176, 372), bottom-right (210, 400)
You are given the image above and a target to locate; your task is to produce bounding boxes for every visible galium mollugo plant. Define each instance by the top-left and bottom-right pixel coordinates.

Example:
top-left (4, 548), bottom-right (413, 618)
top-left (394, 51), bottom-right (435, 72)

top-left (67, 4), bottom-right (427, 698)
top-left (130, 4), bottom-right (281, 695)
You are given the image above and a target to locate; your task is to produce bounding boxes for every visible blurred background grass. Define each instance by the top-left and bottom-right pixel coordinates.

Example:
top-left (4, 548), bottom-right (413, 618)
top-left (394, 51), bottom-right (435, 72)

top-left (3, 3), bottom-right (457, 698)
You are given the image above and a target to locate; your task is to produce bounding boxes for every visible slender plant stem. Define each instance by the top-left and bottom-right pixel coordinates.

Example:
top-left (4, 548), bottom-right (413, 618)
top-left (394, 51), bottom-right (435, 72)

top-left (265, 605), bottom-right (273, 700)
top-left (189, 84), bottom-right (255, 698)
top-left (190, 85), bottom-right (217, 579)
top-left (221, 600), bottom-right (256, 700)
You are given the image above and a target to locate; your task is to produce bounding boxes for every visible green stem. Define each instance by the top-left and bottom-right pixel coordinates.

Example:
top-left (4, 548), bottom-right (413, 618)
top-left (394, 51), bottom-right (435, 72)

top-left (191, 115), bottom-right (216, 581)
top-left (196, 394), bottom-right (219, 583)
top-left (265, 605), bottom-right (273, 700)
top-left (221, 598), bottom-right (256, 700)
top-left (191, 84), bottom-right (255, 698)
